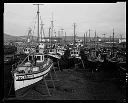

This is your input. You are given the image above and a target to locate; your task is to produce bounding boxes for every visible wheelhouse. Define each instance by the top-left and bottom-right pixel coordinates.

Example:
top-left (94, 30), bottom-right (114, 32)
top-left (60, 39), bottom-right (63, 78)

top-left (28, 53), bottom-right (44, 63)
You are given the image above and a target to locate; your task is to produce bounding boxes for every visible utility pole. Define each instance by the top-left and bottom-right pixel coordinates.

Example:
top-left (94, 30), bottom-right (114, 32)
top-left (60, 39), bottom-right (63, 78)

top-left (33, 4), bottom-right (44, 44)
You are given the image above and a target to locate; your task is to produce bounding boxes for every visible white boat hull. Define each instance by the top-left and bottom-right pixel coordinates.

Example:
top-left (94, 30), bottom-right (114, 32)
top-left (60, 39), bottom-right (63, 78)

top-left (14, 63), bottom-right (53, 97)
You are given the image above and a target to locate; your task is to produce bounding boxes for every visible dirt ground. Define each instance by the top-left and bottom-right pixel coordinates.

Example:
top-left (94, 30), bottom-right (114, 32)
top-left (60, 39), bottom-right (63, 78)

top-left (5, 68), bottom-right (125, 101)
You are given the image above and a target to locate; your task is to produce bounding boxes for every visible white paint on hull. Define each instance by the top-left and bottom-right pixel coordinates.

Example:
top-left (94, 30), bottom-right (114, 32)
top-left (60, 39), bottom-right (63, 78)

top-left (14, 64), bottom-right (53, 91)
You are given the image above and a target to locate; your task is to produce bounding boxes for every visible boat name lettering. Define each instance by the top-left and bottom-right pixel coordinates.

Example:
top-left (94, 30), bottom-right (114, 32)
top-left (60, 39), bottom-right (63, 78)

top-left (26, 74), bottom-right (33, 78)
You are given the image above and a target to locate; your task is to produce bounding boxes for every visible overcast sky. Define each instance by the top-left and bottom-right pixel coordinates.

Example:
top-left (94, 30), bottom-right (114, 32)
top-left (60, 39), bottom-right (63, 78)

top-left (4, 3), bottom-right (126, 38)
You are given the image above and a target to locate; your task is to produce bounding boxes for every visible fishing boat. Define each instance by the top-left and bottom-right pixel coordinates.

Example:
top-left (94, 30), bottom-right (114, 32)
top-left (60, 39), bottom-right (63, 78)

top-left (69, 23), bottom-right (81, 60)
top-left (11, 4), bottom-right (53, 97)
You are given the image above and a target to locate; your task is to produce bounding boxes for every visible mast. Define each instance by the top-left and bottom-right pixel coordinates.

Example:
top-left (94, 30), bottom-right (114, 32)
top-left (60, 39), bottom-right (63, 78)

top-left (49, 27), bottom-right (51, 48)
top-left (89, 29), bottom-right (90, 42)
top-left (97, 36), bottom-right (98, 49)
top-left (58, 30), bottom-right (60, 43)
top-left (102, 33), bottom-right (106, 43)
top-left (73, 23), bottom-right (76, 46)
top-left (51, 13), bottom-right (54, 47)
top-left (84, 33), bottom-right (85, 45)
top-left (112, 28), bottom-right (114, 57)
top-left (65, 32), bottom-right (66, 45)
top-left (86, 32), bottom-right (87, 44)
top-left (33, 4), bottom-right (43, 44)
top-left (120, 34), bottom-right (122, 43)
top-left (61, 28), bottom-right (64, 44)
top-left (40, 20), bottom-right (43, 42)
top-left (94, 30), bottom-right (96, 49)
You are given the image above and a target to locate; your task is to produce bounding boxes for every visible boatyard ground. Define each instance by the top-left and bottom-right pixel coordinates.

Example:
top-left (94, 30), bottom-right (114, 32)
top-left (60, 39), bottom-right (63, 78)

top-left (3, 64), bottom-right (126, 102)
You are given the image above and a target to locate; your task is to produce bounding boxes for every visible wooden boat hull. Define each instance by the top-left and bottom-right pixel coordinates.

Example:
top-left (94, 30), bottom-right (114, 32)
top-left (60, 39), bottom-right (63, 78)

top-left (14, 63), bottom-right (53, 97)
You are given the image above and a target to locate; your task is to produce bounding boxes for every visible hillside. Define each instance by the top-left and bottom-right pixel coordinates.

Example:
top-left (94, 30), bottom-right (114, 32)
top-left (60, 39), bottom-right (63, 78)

top-left (4, 33), bottom-right (120, 43)
top-left (4, 33), bottom-right (25, 42)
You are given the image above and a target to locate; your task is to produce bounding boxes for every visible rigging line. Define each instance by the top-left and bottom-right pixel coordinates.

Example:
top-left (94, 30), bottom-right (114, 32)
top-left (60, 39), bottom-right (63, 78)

top-left (29, 12), bottom-right (38, 30)
top-left (40, 16), bottom-right (46, 39)
top-left (32, 13), bottom-right (38, 37)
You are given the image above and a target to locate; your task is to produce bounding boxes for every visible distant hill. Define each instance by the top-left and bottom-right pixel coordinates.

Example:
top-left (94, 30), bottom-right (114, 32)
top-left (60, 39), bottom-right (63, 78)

top-left (4, 33), bottom-right (25, 42)
top-left (4, 33), bottom-right (121, 43)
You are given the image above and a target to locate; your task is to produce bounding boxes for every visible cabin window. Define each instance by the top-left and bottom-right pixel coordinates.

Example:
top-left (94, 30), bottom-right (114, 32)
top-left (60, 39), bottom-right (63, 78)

top-left (71, 52), bottom-right (73, 54)
top-left (36, 56), bottom-right (41, 60)
top-left (42, 56), bottom-right (44, 60)
top-left (29, 56), bottom-right (32, 61)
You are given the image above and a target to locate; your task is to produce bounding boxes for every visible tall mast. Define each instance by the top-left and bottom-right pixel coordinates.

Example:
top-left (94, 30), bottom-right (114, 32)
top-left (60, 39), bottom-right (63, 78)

top-left (94, 30), bottom-right (96, 49)
top-left (49, 27), bottom-right (51, 48)
top-left (97, 36), bottom-right (98, 49)
top-left (112, 28), bottom-right (114, 56)
top-left (40, 20), bottom-right (43, 42)
top-left (120, 34), bottom-right (122, 43)
top-left (33, 4), bottom-right (43, 44)
top-left (51, 13), bottom-right (54, 46)
top-left (102, 33), bottom-right (106, 43)
top-left (58, 30), bottom-right (60, 43)
top-left (86, 32), bottom-right (87, 44)
top-left (65, 32), bottom-right (66, 44)
top-left (89, 29), bottom-right (90, 42)
top-left (84, 33), bottom-right (85, 45)
top-left (61, 28), bottom-right (64, 44)
top-left (73, 23), bottom-right (76, 46)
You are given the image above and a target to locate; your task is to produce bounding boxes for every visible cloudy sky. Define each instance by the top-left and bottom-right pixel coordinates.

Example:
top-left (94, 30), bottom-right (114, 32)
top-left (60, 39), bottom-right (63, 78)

top-left (4, 3), bottom-right (126, 38)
